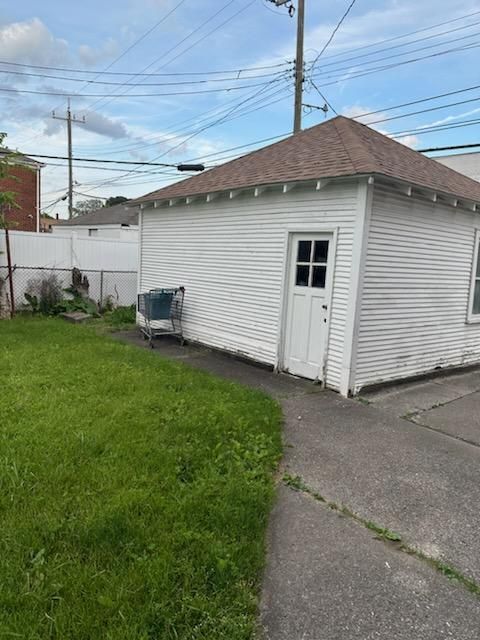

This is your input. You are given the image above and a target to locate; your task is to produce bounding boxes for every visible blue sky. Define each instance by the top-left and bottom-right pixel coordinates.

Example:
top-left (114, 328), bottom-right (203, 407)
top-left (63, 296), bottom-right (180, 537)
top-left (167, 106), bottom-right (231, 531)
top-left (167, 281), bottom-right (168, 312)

top-left (1, 0), bottom-right (480, 217)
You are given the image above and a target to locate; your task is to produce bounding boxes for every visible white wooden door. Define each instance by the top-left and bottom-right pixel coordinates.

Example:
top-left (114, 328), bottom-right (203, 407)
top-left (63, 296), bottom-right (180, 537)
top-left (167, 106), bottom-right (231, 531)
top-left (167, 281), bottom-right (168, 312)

top-left (283, 234), bottom-right (333, 380)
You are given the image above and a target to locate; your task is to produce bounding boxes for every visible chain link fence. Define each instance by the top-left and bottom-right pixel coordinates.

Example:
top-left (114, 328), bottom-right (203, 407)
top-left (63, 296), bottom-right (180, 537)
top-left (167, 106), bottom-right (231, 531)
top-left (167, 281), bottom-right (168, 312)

top-left (0, 266), bottom-right (137, 318)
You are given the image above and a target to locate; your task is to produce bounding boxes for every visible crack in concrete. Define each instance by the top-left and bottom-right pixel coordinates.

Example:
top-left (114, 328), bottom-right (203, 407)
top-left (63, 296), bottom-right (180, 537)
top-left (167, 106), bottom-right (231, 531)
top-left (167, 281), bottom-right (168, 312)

top-left (282, 474), bottom-right (480, 600)
top-left (402, 414), bottom-right (480, 449)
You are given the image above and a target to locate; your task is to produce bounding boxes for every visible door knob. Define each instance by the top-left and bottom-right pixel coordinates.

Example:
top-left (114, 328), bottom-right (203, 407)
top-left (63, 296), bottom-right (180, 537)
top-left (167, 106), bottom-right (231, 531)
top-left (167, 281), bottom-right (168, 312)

top-left (322, 304), bottom-right (328, 310)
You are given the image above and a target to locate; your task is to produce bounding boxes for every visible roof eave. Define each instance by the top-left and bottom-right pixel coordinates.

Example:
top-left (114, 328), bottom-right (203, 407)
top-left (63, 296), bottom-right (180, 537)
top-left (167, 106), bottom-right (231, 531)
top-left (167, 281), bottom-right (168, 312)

top-left (373, 174), bottom-right (480, 211)
top-left (138, 173), bottom-right (371, 208)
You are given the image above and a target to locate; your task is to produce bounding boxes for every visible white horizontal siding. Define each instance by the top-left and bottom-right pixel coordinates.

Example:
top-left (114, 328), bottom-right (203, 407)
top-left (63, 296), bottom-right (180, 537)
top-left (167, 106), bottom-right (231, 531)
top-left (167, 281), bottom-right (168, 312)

top-left (355, 184), bottom-right (480, 391)
top-left (140, 182), bottom-right (359, 391)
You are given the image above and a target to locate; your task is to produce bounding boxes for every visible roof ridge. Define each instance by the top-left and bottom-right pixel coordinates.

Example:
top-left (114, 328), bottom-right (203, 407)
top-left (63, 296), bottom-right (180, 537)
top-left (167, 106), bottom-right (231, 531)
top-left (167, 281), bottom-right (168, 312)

top-left (332, 117), bottom-right (358, 173)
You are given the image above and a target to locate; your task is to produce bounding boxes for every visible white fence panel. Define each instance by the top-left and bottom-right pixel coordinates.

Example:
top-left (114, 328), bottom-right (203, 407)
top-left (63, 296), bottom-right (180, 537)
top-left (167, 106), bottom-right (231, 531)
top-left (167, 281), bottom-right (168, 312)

top-left (0, 230), bottom-right (138, 271)
top-left (0, 231), bottom-right (138, 313)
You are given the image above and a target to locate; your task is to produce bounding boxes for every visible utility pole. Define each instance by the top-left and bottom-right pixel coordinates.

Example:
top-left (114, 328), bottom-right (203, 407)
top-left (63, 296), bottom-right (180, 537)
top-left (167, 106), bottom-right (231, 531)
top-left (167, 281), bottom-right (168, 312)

top-left (268, 0), bottom-right (305, 133)
top-left (294, 0), bottom-right (305, 133)
top-left (52, 98), bottom-right (85, 219)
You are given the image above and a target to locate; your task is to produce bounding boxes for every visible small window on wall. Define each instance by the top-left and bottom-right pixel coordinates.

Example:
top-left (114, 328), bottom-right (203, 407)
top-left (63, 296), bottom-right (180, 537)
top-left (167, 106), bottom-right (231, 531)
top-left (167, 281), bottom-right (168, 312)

top-left (469, 232), bottom-right (480, 319)
top-left (88, 228), bottom-right (98, 237)
top-left (295, 239), bottom-right (329, 288)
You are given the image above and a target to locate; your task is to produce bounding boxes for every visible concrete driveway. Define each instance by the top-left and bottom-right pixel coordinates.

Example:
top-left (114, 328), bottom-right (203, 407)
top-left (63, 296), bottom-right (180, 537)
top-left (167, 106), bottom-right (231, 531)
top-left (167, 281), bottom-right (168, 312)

top-left (117, 332), bottom-right (480, 639)
top-left (362, 369), bottom-right (480, 446)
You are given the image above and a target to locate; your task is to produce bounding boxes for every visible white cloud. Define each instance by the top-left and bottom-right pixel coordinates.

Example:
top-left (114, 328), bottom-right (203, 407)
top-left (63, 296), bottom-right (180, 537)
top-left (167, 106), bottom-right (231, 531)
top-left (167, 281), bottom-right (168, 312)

top-left (78, 38), bottom-right (119, 67)
top-left (418, 107), bottom-right (480, 129)
top-left (342, 105), bottom-right (419, 147)
top-left (0, 18), bottom-right (69, 66)
top-left (341, 104), bottom-right (385, 124)
top-left (394, 134), bottom-right (419, 148)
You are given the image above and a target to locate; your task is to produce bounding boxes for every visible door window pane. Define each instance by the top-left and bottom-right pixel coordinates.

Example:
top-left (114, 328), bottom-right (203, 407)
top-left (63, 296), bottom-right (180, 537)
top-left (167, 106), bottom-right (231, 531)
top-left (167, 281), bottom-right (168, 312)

top-left (473, 280), bottom-right (480, 315)
top-left (296, 265), bottom-right (310, 287)
top-left (312, 265), bottom-right (326, 288)
top-left (297, 240), bottom-right (311, 263)
top-left (313, 240), bottom-right (329, 263)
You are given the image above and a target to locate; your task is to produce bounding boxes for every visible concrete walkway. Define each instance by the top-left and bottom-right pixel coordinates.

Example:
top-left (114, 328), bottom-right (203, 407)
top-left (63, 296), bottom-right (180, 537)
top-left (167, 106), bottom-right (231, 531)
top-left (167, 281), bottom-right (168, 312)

top-left (116, 332), bottom-right (480, 639)
top-left (362, 369), bottom-right (480, 446)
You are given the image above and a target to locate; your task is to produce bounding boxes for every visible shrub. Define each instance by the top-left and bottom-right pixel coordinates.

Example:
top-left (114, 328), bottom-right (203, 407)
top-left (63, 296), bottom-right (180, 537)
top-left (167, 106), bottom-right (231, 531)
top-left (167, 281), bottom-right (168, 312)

top-left (104, 304), bottom-right (136, 327)
top-left (25, 272), bottom-right (63, 314)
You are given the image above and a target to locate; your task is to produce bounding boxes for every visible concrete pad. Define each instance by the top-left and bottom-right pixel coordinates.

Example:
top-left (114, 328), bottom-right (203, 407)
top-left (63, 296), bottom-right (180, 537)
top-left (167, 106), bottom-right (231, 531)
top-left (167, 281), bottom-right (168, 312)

top-left (282, 392), bottom-right (480, 583)
top-left (433, 370), bottom-right (480, 395)
top-left (260, 487), bottom-right (480, 640)
top-left (60, 311), bottom-right (92, 323)
top-left (362, 379), bottom-right (463, 416)
top-left (416, 391), bottom-right (480, 446)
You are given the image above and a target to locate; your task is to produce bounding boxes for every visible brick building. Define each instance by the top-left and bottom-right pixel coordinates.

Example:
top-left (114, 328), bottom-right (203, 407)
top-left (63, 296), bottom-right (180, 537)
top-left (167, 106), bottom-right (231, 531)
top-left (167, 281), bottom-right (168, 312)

top-left (0, 150), bottom-right (43, 232)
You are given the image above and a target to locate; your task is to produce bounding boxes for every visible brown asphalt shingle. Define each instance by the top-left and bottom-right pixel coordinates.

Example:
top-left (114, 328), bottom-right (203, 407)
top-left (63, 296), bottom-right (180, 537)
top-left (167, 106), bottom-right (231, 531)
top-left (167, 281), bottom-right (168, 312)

top-left (134, 116), bottom-right (480, 204)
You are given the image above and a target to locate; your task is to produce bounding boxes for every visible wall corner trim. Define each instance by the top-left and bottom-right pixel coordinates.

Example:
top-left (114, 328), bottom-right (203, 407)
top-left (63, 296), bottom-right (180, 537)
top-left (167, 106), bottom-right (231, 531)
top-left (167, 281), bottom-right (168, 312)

top-left (339, 177), bottom-right (374, 397)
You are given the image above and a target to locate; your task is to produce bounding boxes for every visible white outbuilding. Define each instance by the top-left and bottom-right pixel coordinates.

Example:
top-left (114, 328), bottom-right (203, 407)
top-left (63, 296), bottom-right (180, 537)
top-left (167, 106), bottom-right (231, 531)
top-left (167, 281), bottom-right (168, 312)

top-left (135, 116), bottom-right (480, 397)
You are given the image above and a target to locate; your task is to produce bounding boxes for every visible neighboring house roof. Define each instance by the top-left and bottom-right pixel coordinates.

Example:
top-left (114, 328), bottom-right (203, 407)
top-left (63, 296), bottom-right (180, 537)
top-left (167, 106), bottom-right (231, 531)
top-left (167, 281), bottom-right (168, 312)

top-left (56, 202), bottom-right (139, 226)
top-left (134, 116), bottom-right (480, 205)
top-left (0, 148), bottom-right (44, 168)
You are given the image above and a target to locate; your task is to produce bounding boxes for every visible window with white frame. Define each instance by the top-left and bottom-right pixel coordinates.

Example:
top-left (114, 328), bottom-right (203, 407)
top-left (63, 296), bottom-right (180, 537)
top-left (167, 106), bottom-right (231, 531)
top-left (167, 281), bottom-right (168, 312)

top-left (470, 232), bottom-right (480, 317)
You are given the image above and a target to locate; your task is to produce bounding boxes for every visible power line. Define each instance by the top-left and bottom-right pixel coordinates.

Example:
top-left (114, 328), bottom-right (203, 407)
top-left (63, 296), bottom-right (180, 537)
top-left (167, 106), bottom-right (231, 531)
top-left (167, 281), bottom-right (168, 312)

top-left (22, 153), bottom-right (178, 167)
top-left (74, 67), bottom-right (292, 155)
top-left (365, 94), bottom-right (480, 126)
top-left (312, 28), bottom-right (480, 80)
top-left (352, 83), bottom-right (480, 120)
top-left (41, 161), bottom-right (180, 175)
top-left (74, 76), bottom-right (291, 161)
top-left (74, 76), bottom-right (290, 194)
top-left (309, 79), bottom-right (338, 115)
top-left (0, 79), bottom-right (278, 98)
top-left (389, 118), bottom-right (480, 138)
top-left (311, 41), bottom-right (480, 89)
top-left (310, 0), bottom-right (358, 71)
top-left (83, 0), bottom-right (243, 112)
top-left (419, 143), bottom-right (480, 153)
top-left (311, 9), bottom-right (480, 64)
top-left (0, 67), bottom-right (289, 86)
top-left (311, 16), bottom-right (480, 72)
top-left (0, 58), bottom-right (290, 76)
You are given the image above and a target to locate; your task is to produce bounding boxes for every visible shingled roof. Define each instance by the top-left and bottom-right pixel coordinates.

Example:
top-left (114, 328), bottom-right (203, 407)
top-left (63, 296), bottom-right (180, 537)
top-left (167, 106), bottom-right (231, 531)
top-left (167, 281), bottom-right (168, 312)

top-left (135, 116), bottom-right (480, 205)
top-left (56, 202), bottom-right (139, 226)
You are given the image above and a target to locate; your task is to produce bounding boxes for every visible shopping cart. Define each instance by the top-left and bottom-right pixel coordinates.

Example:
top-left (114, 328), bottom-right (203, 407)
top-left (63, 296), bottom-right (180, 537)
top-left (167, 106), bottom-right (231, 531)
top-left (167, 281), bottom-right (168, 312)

top-left (137, 287), bottom-right (185, 347)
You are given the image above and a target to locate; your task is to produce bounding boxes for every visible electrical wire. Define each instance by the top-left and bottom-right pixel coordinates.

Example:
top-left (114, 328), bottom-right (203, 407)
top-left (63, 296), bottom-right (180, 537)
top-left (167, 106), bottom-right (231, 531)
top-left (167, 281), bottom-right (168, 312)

top-left (0, 78), bottom-right (280, 98)
top-left (309, 79), bottom-right (338, 115)
top-left (311, 17), bottom-right (480, 72)
top-left (79, 73), bottom-right (293, 157)
top-left (311, 42), bottom-right (480, 89)
top-left (0, 58), bottom-right (291, 77)
top-left (311, 29), bottom-right (480, 80)
top-left (365, 95), bottom-right (480, 126)
top-left (0, 67), bottom-right (292, 86)
top-left (310, 0), bottom-right (358, 72)
top-left (20, 154), bottom-right (177, 167)
top-left (73, 76), bottom-right (290, 194)
top-left (311, 9), bottom-right (480, 64)
top-left (351, 83), bottom-right (480, 120)
top-left (83, 0), bottom-right (243, 112)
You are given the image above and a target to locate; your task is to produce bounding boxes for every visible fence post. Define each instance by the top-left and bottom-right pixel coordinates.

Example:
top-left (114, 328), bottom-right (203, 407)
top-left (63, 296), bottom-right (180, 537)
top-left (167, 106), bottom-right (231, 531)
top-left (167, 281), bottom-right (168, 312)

top-left (5, 228), bottom-right (15, 318)
top-left (99, 270), bottom-right (104, 309)
top-left (70, 232), bottom-right (78, 268)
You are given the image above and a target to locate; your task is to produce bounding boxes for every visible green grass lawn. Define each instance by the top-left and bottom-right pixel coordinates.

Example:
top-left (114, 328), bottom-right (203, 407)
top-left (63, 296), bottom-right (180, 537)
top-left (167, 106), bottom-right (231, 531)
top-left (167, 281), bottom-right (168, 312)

top-left (0, 318), bottom-right (282, 640)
